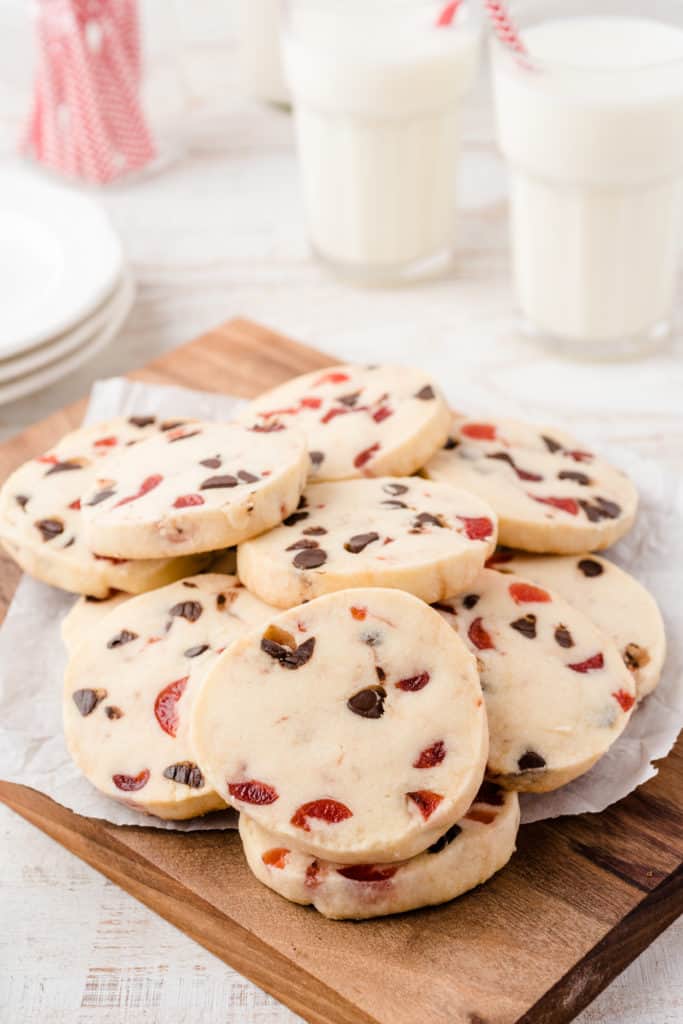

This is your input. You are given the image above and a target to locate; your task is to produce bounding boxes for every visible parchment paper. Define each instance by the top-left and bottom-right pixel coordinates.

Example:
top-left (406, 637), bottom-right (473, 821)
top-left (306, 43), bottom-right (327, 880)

top-left (0, 377), bottom-right (681, 831)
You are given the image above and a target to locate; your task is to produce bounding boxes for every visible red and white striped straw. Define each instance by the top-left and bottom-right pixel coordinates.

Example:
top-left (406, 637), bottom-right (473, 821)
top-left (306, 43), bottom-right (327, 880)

top-left (436, 1), bottom-right (462, 28)
top-left (484, 1), bottom-right (528, 56)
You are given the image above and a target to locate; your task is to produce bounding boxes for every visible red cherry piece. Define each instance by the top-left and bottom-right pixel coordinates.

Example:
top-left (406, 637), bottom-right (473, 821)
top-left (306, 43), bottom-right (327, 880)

top-left (509, 582), bottom-right (551, 605)
top-left (321, 407), bottom-right (350, 425)
top-left (461, 423), bottom-right (497, 441)
top-left (468, 617), bottom-right (495, 651)
top-left (173, 493), bottom-right (205, 508)
top-left (413, 740), bottom-right (446, 769)
top-left (115, 473), bottom-right (163, 508)
top-left (315, 372), bottom-right (350, 385)
top-left (37, 454), bottom-right (59, 464)
top-left (372, 406), bottom-right (393, 424)
top-left (300, 396), bottom-right (322, 410)
top-left (337, 864), bottom-right (398, 883)
top-left (395, 672), bottom-right (430, 692)
top-left (112, 769), bottom-right (150, 792)
top-left (154, 676), bottom-right (189, 737)
top-left (305, 861), bottom-right (321, 887)
top-left (407, 790), bottom-right (443, 820)
top-left (228, 780), bottom-right (279, 805)
top-left (68, 498), bottom-right (82, 511)
top-left (458, 516), bottom-right (494, 541)
top-left (262, 848), bottom-right (289, 869)
top-left (530, 495), bottom-right (580, 516)
top-left (350, 606), bottom-right (367, 621)
top-left (568, 652), bottom-right (605, 673)
top-left (566, 450), bottom-right (593, 462)
top-left (613, 689), bottom-right (636, 712)
top-left (354, 442), bottom-right (381, 469)
top-left (290, 798), bottom-right (352, 832)
top-left (94, 436), bottom-right (117, 447)
top-left (259, 406), bottom-right (301, 419)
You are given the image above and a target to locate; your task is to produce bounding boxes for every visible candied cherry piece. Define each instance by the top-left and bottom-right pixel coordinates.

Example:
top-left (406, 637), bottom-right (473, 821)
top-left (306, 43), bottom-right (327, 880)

top-left (509, 582), bottom-right (551, 605)
top-left (354, 442), bottom-right (380, 469)
top-left (115, 473), bottom-right (163, 508)
top-left (613, 689), bottom-right (636, 712)
top-left (413, 740), bottom-right (446, 769)
top-left (112, 769), bottom-right (150, 792)
top-left (461, 422), bottom-right (497, 441)
top-left (154, 676), bottom-right (189, 737)
top-left (290, 798), bottom-right (352, 832)
top-left (229, 780), bottom-right (279, 805)
top-left (457, 516), bottom-right (494, 541)
top-left (262, 848), bottom-right (289, 869)
top-left (395, 671), bottom-right (430, 692)
top-left (530, 495), bottom-right (579, 516)
top-left (337, 864), bottom-right (398, 883)
top-left (173, 493), bottom-right (204, 508)
top-left (568, 652), bottom-right (604, 673)
top-left (468, 617), bottom-right (495, 651)
top-left (315, 371), bottom-right (350, 385)
top-left (407, 790), bottom-right (443, 820)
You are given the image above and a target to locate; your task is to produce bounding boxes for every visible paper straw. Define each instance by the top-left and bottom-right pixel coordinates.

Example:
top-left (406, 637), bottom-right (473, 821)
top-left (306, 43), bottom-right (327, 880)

top-left (484, 1), bottom-right (528, 56)
top-left (436, 1), bottom-right (462, 28)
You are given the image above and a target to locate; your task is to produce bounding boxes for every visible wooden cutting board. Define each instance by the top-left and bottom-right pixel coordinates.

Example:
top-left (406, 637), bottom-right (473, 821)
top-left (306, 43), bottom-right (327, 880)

top-left (0, 317), bottom-right (681, 1024)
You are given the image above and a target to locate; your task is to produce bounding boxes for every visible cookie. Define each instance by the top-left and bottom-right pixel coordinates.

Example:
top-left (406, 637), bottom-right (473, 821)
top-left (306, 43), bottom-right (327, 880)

top-left (424, 416), bottom-right (638, 553)
top-left (240, 782), bottom-right (518, 920)
top-left (436, 569), bottom-right (637, 792)
top-left (62, 590), bottom-right (130, 655)
top-left (80, 421), bottom-right (309, 559)
top-left (63, 574), bottom-right (275, 819)
top-left (241, 365), bottom-right (450, 481)
top-left (192, 588), bottom-right (487, 862)
top-left (0, 416), bottom-right (210, 597)
top-left (237, 477), bottom-right (497, 608)
top-left (490, 551), bottom-right (665, 701)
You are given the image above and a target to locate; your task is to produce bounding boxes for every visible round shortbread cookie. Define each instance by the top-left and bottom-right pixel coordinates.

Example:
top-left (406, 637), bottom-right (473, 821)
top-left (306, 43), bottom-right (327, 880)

top-left (424, 416), bottom-right (638, 553)
top-left (241, 365), bottom-right (450, 481)
top-left (490, 551), bottom-right (665, 701)
top-left (80, 421), bottom-right (309, 559)
top-left (0, 416), bottom-right (211, 596)
top-left (63, 574), bottom-right (276, 819)
top-left (436, 569), bottom-right (637, 792)
top-left (237, 478), bottom-right (497, 608)
top-left (192, 588), bottom-right (488, 863)
top-left (240, 782), bottom-right (519, 920)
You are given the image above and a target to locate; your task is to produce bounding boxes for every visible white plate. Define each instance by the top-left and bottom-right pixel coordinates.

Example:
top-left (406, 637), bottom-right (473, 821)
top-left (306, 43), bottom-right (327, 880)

top-left (0, 269), bottom-right (135, 406)
top-left (0, 167), bottom-right (124, 359)
top-left (0, 270), bottom-right (129, 384)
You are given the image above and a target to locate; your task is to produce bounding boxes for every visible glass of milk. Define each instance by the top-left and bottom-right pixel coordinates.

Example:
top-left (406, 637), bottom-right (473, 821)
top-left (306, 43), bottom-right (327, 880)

top-left (492, 0), bottom-right (683, 358)
top-left (282, 1), bottom-right (481, 282)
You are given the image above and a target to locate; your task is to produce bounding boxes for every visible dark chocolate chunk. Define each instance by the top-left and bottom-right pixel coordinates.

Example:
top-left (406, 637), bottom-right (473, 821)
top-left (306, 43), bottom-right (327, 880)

top-left (463, 594), bottom-right (480, 610)
top-left (293, 547), bottom-right (327, 569)
top-left (15, 494), bottom-right (29, 510)
top-left (168, 429), bottom-right (201, 443)
top-left (86, 487), bottom-right (116, 506)
top-left (216, 593), bottom-right (226, 608)
top-left (45, 459), bottom-right (83, 476)
top-left (283, 510), bottom-right (309, 526)
top-left (578, 558), bottom-right (603, 577)
top-left (375, 665), bottom-right (386, 682)
top-left (542, 435), bottom-right (563, 454)
top-left (337, 391), bottom-right (361, 407)
top-left (309, 451), bottom-right (325, 467)
top-left (160, 420), bottom-right (185, 431)
top-left (35, 518), bottom-right (64, 541)
top-left (303, 526), bottom-right (327, 536)
top-left (413, 512), bottom-right (443, 529)
top-left (128, 415), bottom-right (156, 428)
top-left (163, 761), bottom-right (205, 788)
top-left (558, 470), bottom-right (591, 485)
top-left (184, 644), bottom-right (209, 658)
top-left (554, 624), bottom-right (574, 649)
top-left (107, 629), bottom-right (138, 649)
top-left (344, 532), bottom-right (380, 554)
top-left (474, 781), bottom-right (505, 806)
top-left (382, 482), bottom-right (409, 496)
top-left (261, 634), bottom-right (316, 669)
top-left (105, 706), bottom-right (123, 720)
top-left (72, 688), bottom-right (107, 716)
top-left (415, 385), bottom-right (435, 400)
top-left (380, 500), bottom-right (408, 510)
top-left (168, 600), bottom-right (203, 623)
top-left (510, 614), bottom-right (537, 639)
top-left (360, 630), bottom-right (381, 647)
top-left (427, 823), bottom-right (462, 854)
top-left (347, 686), bottom-right (386, 719)
top-left (518, 750), bottom-right (546, 771)
top-left (200, 474), bottom-right (238, 490)
top-left (623, 642), bottom-right (649, 670)
top-left (238, 470), bottom-right (259, 483)
top-left (595, 497), bottom-right (621, 518)
top-left (444, 437), bottom-right (459, 450)
top-left (286, 538), bottom-right (320, 551)
top-left (182, 581), bottom-right (198, 588)
top-left (432, 601), bottom-right (456, 614)
top-left (200, 456), bottom-right (221, 469)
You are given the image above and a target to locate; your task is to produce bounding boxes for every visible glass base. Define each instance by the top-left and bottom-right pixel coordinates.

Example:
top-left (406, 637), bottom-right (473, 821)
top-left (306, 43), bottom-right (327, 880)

top-left (519, 316), bottom-right (672, 362)
top-left (312, 244), bottom-right (453, 288)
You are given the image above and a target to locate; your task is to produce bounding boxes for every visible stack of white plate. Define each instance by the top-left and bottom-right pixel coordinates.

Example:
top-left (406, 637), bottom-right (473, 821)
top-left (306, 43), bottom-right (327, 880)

top-left (0, 169), bottom-right (135, 406)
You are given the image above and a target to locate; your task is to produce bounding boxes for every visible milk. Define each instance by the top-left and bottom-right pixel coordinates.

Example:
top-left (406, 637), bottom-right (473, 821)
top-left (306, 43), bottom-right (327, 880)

top-left (283, 2), bottom-right (480, 279)
top-left (493, 13), bottom-right (683, 353)
top-left (238, 0), bottom-right (289, 105)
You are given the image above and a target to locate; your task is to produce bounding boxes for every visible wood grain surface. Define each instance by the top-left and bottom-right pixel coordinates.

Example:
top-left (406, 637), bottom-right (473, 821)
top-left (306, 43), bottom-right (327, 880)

top-left (0, 318), bottom-right (681, 1024)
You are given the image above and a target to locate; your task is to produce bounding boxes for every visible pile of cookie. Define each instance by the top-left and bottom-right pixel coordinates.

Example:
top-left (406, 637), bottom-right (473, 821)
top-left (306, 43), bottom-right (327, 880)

top-left (0, 364), bottom-right (665, 920)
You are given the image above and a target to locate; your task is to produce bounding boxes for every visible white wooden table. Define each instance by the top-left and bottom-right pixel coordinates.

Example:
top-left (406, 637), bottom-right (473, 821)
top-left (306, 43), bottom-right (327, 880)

top-left (0, 6), bottom-right (681, 1022)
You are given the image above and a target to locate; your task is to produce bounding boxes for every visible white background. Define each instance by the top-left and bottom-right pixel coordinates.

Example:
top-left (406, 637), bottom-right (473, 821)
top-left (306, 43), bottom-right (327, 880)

top-left (0, 1), bottom-right (681, 1022)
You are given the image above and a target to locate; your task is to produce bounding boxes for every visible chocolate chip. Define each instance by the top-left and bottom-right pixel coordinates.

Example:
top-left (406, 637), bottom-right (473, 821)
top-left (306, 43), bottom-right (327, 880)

top-left (376, 666), bottom-right (386, 682)
top-left (251, 422), bottom-right (284, 433)
top-left (518, 750), bottom-right (546, 771)
top-left (444, 437), bottom-right (459, 450)
top-left (182, 581), bottom-right (198, 588)
top-left (474, 781), bottom-right (505, 806)
top-left (261, 634), bottom-right (316, 669)
top-left (427, 823), bottom-right (462, 854)
top-left (558, 470), bottom-right (591, 485)
top-left (35, 518), bottom-right (64, 541)
top-left (105, 706), bottom-right (123, 720)
top-left (413, 512), bottom-right (443, 529)
top-left (433, 602), bottom-right (456, 614)
top-left (511, 614), bottom-right (537, 639)
top-left (303, 526), bottom-right (327, 536)
top-left (344, 532), bottom-right (379, 554)
top-left (15, 495), bottom-right (28, 510)
top-left (578, 558), bottom-right (603, 577)
top-left (216, 593), bottom-right (226, 608)
top-left (45, 460), bottom-right (82, 476)
top-left (596, 497), bottom-right (621, 518)
top-left (292, 548), bottom-right (327, 569)
top-left (107, 629), bottom-right (138, 649)
top-left (415, 385), bottom-right (435, 400)
top-left (286, 538), bottom-right (319, 551)
top-left (309, 450), bottom-right (325, 469)
top-left (168, 600), bottom-right (203, 623)
top-left (128, 415), bottom-right (156, 428)
top-left (382, 483), bottom-right (409, 496)
top-left (554, 624), bottom-right (574, 649)
top-left (338, 391), bottom-right (361, 407)
top-left (463, 594), bottom-right (480, 610)
top-left (238, 470), bottom-right (259, 483)
top-left (200, 474), bottom-right (238, 490)
top-left (72, 688), bottom-right (107, 716)
top-left (200, 456), bottom-right (221, 469)
top-left (380, 500), bottom-right (408, 510)
top-left (487, 451), bottom-right (543, 482)
top-left (624, 642), bottom-right (650, 670)
top-left (542, 435), bottom-right (563, 454)
top-left (283, 511), bottom-right (309, 526)
top-left (347, 686), bottom-right (386, 719)
top-left (579, 500), bottom-right (602, 523)
top-left (86, 487), bottom-right (115, 506)
top-left (160, 420), bottom-right (185, 431)
top-left (361, 630), bottom-right (381, 647)
top-left (163, 761), bottom-right (204, 788)
top-left (184, 644), bottom-right (209, 658)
